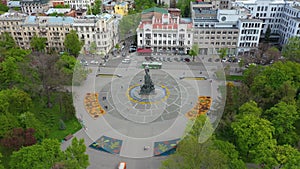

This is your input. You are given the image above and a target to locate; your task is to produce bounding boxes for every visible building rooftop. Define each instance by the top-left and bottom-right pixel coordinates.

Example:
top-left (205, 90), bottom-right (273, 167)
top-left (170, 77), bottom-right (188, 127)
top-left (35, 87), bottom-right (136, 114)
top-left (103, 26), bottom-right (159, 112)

top-left (0, 12), bottom-right (27, 20)
top-left (45, 8), bottom-right (71, 15)
top-left (7, 1), bottom-right (21, 7)
top-left (20, 0), bottom-right (49, 4)
top-left (142, 7), bottom-right (168, 14)
top-left (24, 16), bottom-right (74, 24)
top-left (180, 18), bottom-right (192, 23)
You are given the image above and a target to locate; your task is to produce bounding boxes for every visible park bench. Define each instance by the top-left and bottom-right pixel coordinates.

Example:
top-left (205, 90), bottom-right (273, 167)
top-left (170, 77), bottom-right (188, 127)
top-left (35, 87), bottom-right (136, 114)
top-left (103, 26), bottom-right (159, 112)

top-left (64, 134), bottom-right (73, 141)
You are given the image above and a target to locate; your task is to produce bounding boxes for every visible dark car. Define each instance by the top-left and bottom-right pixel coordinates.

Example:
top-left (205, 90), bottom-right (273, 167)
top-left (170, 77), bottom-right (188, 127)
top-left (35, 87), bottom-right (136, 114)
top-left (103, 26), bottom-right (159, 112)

top-left (184, 58), bottom-right (190, 62)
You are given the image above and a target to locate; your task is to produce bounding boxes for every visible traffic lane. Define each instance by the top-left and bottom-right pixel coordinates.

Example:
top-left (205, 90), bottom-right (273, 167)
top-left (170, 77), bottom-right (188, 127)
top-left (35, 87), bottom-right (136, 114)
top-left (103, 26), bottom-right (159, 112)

top-left (88, 148), bottom-right (164, 169)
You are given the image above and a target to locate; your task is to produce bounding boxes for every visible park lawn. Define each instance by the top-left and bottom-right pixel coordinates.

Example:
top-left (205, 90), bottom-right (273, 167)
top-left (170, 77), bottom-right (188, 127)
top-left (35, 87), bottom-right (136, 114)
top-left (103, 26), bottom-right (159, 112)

top-left (226, 75), bottom-right (243, 81)
top-left (30, 93), bottom-right (82, 141)
top-left (48, 117), bottom-right (82, 140)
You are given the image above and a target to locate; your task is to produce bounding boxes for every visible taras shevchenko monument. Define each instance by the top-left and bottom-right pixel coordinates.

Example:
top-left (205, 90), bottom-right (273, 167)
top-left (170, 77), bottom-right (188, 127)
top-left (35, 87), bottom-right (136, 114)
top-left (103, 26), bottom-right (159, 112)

top-left (140, 66), bottom-right (155, 95)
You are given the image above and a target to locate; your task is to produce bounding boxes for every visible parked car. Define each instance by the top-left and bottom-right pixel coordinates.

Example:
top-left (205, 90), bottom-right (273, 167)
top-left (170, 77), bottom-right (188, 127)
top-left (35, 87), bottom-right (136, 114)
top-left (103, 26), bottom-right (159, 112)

top-left (90, 60), bottom-right (99, 64)
top-left (122, 58), bottom-right (131, 64)
top-left (118, 162), bottom-right (126, 169)
top-left (80, 59), bottom-right (88, 66)
top-left (184, 58), bottom-right (190, 62)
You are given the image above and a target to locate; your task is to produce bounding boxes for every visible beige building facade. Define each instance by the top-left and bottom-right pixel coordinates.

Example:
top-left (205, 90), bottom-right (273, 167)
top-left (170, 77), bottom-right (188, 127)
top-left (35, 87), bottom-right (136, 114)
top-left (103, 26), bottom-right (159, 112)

top-left (0, 12), bottom-right (119, 54)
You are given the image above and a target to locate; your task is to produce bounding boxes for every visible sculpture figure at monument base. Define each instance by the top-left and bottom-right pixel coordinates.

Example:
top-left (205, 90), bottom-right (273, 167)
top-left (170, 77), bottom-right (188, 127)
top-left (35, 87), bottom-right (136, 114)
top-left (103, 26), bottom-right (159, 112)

top-left (140, 66), bottom-right (155, 95)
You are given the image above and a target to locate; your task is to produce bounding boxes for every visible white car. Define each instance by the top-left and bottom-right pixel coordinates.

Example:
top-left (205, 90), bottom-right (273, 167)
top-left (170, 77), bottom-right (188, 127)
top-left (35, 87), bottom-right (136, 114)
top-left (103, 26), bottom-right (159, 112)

top-left (122, 59), bottom-right (131, 64)
top-left (90, 60), bottom-right (99, 64)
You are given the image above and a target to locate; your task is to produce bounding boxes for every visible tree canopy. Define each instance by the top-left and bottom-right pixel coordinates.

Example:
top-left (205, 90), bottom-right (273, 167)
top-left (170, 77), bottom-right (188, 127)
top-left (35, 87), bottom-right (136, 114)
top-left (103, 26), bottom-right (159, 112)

top-left (30, 35), bottom-right (47, 52)
top-left (64, 30), bottom-right (83, 57)
top-left (92, 0), bottom-right (102, 15)
top-left (188, 44), bottom-right (199, 62)
top-left (282, 37), bottom-right (300, 63)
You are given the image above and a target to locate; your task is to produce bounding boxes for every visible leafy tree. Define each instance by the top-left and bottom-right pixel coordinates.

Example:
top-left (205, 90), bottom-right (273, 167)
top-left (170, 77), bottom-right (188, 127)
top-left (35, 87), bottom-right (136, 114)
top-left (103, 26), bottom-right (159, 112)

top-left (0, 32), bottom-right (16, 51)
top-left (89, 42), bottom-right (97, 56)
top-left (0, 88), bottom-right (32, 114)
top-left (0, 56), bottom-right (24, 89)
top-left (242, 64), bottom-right (264, 88)
top-left (0, 127), bottom-right (36, 150)
top-left (213, 140), bottom-right (246, 169)
top-left (264, 46), bottom-right (280, 62)
top-left (219, 48), bottom-right (228, 59)
top-left (282, 37), bottom-right (300, 63)
top-left (31, 53), bottom-right (66, 108)
top-left (0, 152), bottom-right (4, 169)
top-left (9, 139), bottom-right (63, 169)
top-left (238, 100), bottom-right (262, 117)
top-left (72, 62), bottom-right (89, 86)
top-left (87, 5), bottom-right (92, 15)
top-left (92, 0), bottom-right (102, 15)
top-left (62, 138), bottom-right (89, 169)
top-left (115, 43), bottom-right (120, 51)
top-left (275, 145), bottom-right (300, 169)
top-left (176, 0), bottom-right (193, 17)
top-left (188, 44), bottom-right (199, 62)
top-left (161, 115), bottom-right (228, 169)
top-left (64, 30), bottom-right (83, 57)
top-left (119, 14), bottom-right (141, 40)
top-left (231, 114), bottom-right (276, 162)
top-left (265, 26), bottom-right (271, 43)
top-left (19, 112), bottom-right (48, 140)
top-left (0, 3), bottom-right (9, 12)
top-left (264, 102), bottom-right (299, 145)
top-left (61, 92), bottom-right (75, 120)
top-left (0, 113), bottom-right (19, 138)
top-left (30, 35), bottom-right (47, 52)
top-left (133, 0), bottom-right (156, 13)
top-left (56, 53), bottom-right (77, 81)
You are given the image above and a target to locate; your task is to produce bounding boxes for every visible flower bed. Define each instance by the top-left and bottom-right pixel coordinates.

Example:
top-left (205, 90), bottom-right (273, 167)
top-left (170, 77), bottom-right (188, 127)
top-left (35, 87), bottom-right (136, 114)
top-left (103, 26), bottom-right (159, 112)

top-left (84, 93), bottom-right (106, 118)
top-left (185, 96), bottom-right (212, 119)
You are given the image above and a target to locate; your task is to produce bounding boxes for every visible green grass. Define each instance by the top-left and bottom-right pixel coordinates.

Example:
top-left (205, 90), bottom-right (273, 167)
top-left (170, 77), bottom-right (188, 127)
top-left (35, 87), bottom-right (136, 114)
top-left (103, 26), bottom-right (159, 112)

top-left (48, 118), bottom-right (82, 140)
top-left (226, 75), bottom-right (244, 81)
top-left (30, 93), bottom-right (82, 141)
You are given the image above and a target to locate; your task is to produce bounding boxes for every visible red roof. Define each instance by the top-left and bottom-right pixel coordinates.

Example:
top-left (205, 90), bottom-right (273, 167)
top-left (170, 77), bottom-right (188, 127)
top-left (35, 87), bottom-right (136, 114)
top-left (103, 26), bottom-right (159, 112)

top-left (137, 48), bottom-right (152, 53)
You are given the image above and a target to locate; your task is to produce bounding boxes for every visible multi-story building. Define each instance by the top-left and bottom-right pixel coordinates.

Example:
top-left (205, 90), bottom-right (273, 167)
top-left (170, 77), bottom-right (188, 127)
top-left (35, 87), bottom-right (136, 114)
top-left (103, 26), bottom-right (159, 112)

top-left (0, 12), bottom-right (119, 54)
top-left (64, 0), bottom-right (94, 10)
top-left (136, 7), bottom-right (193, 54)
top-left (233, 0), bottom-right (300, 45)
top-left (20, 0), bottom-right (49, 14)
top-left (237, 18), bottom-right (262, 55)
top-left (73, 14), bottom-right (119, 54)
top-left (278, 5), bottom-right (300, 44)
top-left (191, 1), bottom-right (262, 55)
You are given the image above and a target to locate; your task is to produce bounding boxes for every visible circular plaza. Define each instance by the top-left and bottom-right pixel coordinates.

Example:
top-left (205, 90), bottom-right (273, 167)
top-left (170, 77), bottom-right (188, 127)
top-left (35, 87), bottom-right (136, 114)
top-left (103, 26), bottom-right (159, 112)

top-left (72, 54), bottom-right (224, 158)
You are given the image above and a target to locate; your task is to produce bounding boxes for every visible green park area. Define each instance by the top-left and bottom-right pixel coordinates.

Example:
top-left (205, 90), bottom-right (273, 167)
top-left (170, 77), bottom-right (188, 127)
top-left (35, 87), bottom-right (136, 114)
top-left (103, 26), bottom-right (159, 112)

top-left (0, 32), bottom-right (88, 168)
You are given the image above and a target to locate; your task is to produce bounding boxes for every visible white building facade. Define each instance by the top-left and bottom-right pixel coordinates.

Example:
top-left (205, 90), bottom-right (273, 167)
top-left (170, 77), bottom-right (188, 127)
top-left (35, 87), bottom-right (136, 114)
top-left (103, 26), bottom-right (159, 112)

top-left (233, 0), bottom-right (300, 45)
top-left (20, 0), bottom-right (49, 14)
top-left (64, 0), bottom-right (94, 10)
top-left (137, 8), bottom-right (193, 54)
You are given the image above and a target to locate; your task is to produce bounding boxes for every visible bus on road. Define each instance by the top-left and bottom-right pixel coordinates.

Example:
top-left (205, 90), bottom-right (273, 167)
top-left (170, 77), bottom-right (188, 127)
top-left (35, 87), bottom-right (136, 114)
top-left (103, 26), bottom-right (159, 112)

top-left (142, 62), bottom-right (162, 69)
